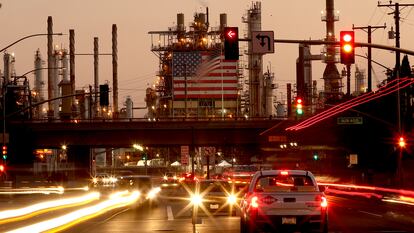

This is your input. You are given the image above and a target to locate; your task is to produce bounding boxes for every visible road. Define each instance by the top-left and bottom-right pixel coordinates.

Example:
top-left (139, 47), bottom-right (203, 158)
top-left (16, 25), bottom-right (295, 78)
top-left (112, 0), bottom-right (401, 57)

top-left (1, 187), bottom-right (414, 233)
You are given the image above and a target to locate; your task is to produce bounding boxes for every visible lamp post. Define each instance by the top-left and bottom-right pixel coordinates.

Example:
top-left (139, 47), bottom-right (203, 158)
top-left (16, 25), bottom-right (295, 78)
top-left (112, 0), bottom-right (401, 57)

top-left (1, 32), bottom-right (63, 159)
top-left (0, 33), bottom-right (63, 53)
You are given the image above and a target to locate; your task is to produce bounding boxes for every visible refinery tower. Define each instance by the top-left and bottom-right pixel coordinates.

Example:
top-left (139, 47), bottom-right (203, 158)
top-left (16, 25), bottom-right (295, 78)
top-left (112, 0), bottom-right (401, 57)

top-left (148, 9), bottom-right (243, 118)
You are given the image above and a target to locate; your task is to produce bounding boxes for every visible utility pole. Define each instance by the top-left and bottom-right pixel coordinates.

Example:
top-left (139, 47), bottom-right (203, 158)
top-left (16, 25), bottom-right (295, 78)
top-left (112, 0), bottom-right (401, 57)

top-left (378, 2), bottom-right (414, 72)
top-left (352, 24), bottom-right (386, 92)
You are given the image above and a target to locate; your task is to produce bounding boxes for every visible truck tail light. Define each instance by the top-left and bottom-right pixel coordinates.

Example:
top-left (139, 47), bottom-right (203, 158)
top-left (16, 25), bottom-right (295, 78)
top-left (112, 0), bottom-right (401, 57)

top-left (316, 195), bottom-right (328, 208)
top-left (321, 196), bottom-right (328, 208)
top-left (251, 196), bottom-right (259, 208)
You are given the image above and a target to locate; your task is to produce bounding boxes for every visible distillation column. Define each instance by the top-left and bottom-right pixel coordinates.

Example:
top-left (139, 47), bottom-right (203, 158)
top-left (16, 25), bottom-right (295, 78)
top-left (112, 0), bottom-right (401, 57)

top-left (322, 0), bottom-right (341, 100)
top-left (245, 2), bottom-right (263, 117)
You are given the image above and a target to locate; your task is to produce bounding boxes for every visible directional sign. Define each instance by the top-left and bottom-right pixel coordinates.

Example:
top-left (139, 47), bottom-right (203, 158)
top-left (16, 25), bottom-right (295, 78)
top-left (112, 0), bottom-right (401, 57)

top-left (252, 31), bottom-right (274, 54)
top-left (181, 145), bottom-right (189, 165)
top-left (337, 117), bottom-right (363, 125)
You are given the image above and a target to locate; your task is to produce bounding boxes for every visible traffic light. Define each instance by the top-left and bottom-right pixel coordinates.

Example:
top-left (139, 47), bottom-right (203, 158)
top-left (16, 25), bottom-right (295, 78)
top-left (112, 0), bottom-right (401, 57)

top-left (99, 84), bottom-right (109, 106)
top-left (313, 152), bottom-right (319, 161)
top-left (398, 136), bottom-right (406, 148)
top-left (2, 145), bottom-right (7, 160)
top-left (295, 97), bottom-right (304, 115)
top-left (340, 31), bottom-right (355, 64)
top-left (224, 27), bottom-right (239, 60)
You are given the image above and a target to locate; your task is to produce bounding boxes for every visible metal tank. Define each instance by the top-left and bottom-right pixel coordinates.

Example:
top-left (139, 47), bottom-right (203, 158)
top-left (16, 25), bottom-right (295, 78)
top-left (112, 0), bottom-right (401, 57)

top-left (126, 96), bottom-right (133, 118)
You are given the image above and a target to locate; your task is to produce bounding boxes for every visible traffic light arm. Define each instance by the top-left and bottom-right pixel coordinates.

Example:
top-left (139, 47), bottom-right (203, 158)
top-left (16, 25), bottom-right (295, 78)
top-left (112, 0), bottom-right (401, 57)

top-left (238, 38), bottom-right (414, 56)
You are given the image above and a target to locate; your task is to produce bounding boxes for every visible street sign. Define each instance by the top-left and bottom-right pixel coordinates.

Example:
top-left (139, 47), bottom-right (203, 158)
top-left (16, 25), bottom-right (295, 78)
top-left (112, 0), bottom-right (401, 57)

top-left (181, 145), bottom-right (189, 165)
top-left (337, 117), bottom-right (363, 125)
top-left (252, 31), bottom-right (274, 54)
top-left (349, 154), bottom-right (358, 165)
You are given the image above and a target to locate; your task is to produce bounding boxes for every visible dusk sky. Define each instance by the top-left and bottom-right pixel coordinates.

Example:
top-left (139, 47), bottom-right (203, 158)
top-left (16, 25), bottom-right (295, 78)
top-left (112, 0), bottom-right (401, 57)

top-left (1, 0), bottom-right (413, 116)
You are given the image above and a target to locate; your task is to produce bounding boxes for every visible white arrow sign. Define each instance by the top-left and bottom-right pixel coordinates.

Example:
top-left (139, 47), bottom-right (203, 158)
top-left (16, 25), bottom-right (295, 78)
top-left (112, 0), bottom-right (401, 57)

top-left (252, 31), bottom-right (274, 54)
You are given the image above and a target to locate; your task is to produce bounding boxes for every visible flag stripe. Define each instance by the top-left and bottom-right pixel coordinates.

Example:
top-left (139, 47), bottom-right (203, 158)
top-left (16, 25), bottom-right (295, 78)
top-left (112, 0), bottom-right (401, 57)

top-left (175, 94), bottom-right (238, 99)
top-left (175, 87), bottom-right (237, 91)
top-left (172, 51), bottom-right (238, 99)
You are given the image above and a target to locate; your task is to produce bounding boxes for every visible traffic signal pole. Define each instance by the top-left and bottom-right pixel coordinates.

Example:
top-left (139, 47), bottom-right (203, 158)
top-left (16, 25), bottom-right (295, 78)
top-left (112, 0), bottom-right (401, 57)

top-left (352, 24), bottom-right (386, 92)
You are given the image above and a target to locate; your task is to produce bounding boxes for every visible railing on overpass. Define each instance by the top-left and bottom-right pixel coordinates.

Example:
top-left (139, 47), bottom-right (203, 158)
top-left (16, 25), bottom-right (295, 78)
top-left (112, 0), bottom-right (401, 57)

top-left (15, 116), bottom-right (287, 124)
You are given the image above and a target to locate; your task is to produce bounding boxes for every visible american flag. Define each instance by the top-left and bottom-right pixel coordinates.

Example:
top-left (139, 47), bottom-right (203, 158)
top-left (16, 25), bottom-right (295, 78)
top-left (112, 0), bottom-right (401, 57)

top-left (172, 51), bottom-right (238, 99)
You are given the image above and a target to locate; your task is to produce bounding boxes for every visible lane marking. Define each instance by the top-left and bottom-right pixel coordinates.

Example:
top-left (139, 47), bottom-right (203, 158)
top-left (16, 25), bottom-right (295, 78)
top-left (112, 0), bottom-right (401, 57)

top-left (358, 210), bottom-right (382, 218)
top-left (167, 206), bottom-right (174, 221)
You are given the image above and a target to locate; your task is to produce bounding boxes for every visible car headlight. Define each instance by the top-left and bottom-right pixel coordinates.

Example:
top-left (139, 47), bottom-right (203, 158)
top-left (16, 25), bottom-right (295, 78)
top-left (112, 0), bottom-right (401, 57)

top-left (109, 177), bottom-right (118, 183)
top-left (191, 194), bottom-right (203, 206)
top-left (227, 194), bottom-right (237, 205)
top-left (147, 187), bottom-right (161, 199)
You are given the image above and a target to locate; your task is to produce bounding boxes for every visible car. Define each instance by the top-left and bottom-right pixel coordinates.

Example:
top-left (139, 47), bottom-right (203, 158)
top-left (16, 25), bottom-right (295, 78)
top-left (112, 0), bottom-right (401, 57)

top-left (161, 172), bottom-right (179, 188)
top-left (117, 175), bottom-right (161, 206)
top-left (191, 179), bottom-right (239, 216)
top-left (179, 172), bottom-right (198, 183)
top-left (89, 173), bottom-right (119, 193)
top-left (240, 170), bottom-right (328, 233)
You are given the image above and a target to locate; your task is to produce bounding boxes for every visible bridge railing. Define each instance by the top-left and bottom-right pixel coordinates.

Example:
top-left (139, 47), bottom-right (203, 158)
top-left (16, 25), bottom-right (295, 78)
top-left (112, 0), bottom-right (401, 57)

top-left (17, 116), bottom-right (287, 124)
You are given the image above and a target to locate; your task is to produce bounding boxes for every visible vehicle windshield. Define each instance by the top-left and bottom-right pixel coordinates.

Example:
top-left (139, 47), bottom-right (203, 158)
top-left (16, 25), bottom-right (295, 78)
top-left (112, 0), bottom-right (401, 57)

top-left (254, 175), bottom-right (316, 192)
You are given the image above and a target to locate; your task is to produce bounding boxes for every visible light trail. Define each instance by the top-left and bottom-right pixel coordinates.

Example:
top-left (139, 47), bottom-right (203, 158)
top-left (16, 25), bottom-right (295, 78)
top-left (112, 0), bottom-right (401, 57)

top-left (319, 182), bottom-right (414, 197)
top-left (286, 78), bottom-right (414, 131)
top-left (290, 78), bottom-right (414, 130)
top-left (294, 79), bottom-right (414, 130)
top-left (6, 191), bottom-right (140, 233)
top-left (0, 192), bottom-right (100, 224)
top-left (0, 186), bottom-right (65, 195)
top-left (287, 78), bottom-right (409, 130)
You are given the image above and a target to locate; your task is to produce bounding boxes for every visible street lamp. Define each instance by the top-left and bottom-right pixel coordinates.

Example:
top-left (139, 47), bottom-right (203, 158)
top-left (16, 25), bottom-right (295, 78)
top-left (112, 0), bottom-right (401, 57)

top-left (0, 33), bottom-right (63, 53)
top-left (1, 32), bottom-right (63, 161)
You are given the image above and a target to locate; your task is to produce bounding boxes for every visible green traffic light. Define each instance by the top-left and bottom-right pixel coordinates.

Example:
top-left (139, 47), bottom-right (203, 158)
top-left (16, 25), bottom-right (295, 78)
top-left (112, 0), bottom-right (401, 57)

top-left (313, 154), bottom-right (318, 160)
top-left (297, 109), bottom-right (303, 115)
top-left (2, 155), bottom-right (6, 160)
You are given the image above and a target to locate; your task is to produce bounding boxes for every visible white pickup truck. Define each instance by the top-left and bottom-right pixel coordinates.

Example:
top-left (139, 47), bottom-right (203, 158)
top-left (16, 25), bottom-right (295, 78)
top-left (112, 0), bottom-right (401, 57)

top-left (240, 170), bottom-right (328, 233)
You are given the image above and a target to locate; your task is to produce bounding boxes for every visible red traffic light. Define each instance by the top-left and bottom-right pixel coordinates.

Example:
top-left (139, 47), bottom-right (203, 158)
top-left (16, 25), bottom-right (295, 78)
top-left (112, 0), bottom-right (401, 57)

top-left (226, 30), bottom-right (236, 39)
top-left (224, 27), bottom-right (238, 40)
top-left (295, 97), bottom-right (304, 115)
top-left (398, 136), bottom-right (406, 148)
top-left (340, 31), bottom-right (355, 64)
top-left (224, 27), bottom-right (239, 60)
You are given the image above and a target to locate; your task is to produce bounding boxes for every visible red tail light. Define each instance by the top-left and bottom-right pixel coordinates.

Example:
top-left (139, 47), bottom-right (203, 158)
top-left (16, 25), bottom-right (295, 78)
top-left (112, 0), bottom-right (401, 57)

top-left (321, 196), bottom-right (328, 208)
top-left (251, 196), bottom-right (259, 208)
top-left (280, 171), bottom-right (289, 176)
top-left (0, 165), bottom-right (4, 172)
top-left (316, 195), bottom-right (328, 208)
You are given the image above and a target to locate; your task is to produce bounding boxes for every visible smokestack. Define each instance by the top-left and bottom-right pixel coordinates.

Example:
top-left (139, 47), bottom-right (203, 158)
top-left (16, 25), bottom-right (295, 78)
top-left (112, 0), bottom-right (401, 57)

top-left (47, 16), bottom-right (54, 118)
top-left (94, 37), bottom-right (99, 117)
top-left (69, 29), bottom-right (75, 104)
top-left (206, 7), bottom-right (209, 28)
top-left (220, 13), bottom-right (227, 31)
top-left (177, 13), bottom-right (184, 31)
top-left (112, 24), bottom-right (118, 117)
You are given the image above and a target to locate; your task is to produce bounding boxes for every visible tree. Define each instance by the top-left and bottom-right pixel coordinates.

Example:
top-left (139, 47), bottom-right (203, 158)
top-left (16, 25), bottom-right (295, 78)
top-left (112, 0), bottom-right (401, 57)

top-left (400, 55), bottom-right (412, 78)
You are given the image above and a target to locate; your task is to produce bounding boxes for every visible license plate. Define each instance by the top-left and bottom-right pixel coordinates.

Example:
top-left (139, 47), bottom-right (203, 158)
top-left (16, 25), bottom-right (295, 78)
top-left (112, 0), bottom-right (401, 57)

top-left (282, 217), bottom-right (296, 224)
top-left (210, 204), bottom-right (219, 209)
